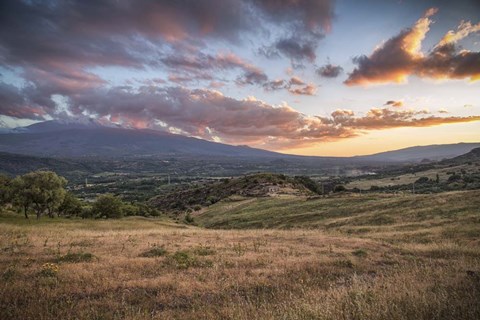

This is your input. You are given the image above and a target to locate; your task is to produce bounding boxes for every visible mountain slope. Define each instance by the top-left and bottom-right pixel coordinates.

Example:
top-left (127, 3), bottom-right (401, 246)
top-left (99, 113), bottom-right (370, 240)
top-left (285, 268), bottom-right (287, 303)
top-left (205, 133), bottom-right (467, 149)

top-left (358, 143), bottom-right (480, 162)
top-left (0, 120), bottom-right (284, 158)
top-left (0, 121), bottom-right (478, 163)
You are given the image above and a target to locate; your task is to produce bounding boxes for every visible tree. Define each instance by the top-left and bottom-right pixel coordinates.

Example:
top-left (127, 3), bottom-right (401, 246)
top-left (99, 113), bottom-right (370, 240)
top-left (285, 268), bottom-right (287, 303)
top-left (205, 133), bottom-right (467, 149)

top-left (0, 174), bottom-right (11, 206)
top-left (58, 192), bottom-right (83, 217)
top-left (10, 175), bottom-right (33, 219)
top-left (91, 194), bottom-right (124, 219)
top-left (11, 171), bottom-right (67, 219)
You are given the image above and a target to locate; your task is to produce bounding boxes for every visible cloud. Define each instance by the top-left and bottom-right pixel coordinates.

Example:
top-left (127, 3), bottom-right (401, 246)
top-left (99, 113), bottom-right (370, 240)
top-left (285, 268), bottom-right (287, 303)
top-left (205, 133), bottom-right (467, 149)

top-left (262, 76), bottom-right (317, 95)
top-left (345, 8), bottom-right (480, 85)
top-left (384, 100), bottom-right (404, 108)
top-left (4, 80), bottom-right (476, 149)
top-left (253, 0), bottom-right (335, 32)
top-left (161, 52), bottom-right (269, 86)
top-left (317, 63), bottom-right (343, 78)
top-left (275, 38), bottom-right (317, 63)
top-left (438, 108), bottom-right (449, 114)
top-left (288, 84), bottom-right (317, 96)
top-left (0, 0), bottom-right (335, 97)
top-left (254, 0), bottom-right (334, 67)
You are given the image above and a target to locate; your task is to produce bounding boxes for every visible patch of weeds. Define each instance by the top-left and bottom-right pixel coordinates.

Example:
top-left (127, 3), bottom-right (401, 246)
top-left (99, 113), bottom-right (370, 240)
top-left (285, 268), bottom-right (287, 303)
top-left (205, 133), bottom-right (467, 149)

top-left (39, 263), bottom-right (59, 277)
top-left (335, 259), bottom-right (355, 269)
top-left (352, 249), bottom-right (368, 258)
top-left (252, 239), bottom-right (268, 252)
top-left (70, 239), bottom-right (95, 247)
top-left (166, 250), bottom-right (213, 269)
top-left (56, 252), bottom-right (94, 263)
top-left (232, 242), bottom-right (247, 256)
top-left (2, 265), bottom-right (16, 281)
top-left (193, 245), bottom-right (215, 256)
top-left (140, 246), bottom-right (168, 257)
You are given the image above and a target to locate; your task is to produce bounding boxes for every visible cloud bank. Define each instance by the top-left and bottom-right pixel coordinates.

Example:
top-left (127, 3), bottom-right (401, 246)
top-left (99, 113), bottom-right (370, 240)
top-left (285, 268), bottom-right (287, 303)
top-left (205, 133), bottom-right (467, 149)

top-left (345, 8), bottom-right (480, 85)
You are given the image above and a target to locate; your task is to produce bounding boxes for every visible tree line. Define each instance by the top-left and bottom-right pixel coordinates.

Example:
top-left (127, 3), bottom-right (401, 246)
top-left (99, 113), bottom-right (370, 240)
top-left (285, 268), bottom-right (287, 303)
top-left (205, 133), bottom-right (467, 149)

top-left (0, 170), bottom-right (160, 219)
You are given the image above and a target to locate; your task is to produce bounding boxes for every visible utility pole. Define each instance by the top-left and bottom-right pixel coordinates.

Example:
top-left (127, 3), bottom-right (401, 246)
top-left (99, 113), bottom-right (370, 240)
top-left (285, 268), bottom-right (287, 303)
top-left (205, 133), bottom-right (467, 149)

top-left (412, 182), bottom-right (415, 194)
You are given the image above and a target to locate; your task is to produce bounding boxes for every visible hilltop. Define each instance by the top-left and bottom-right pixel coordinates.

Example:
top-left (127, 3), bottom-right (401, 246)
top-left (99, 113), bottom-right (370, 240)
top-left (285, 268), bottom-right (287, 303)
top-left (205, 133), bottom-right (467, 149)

top-left (150, 173), bottom-right (318, 213)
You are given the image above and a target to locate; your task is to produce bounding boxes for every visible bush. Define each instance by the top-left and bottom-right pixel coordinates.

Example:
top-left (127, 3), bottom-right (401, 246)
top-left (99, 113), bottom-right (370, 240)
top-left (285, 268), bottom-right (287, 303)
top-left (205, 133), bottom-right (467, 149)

top-left (140, 246), bottom-right (167, 257)
top-left (415, 176), bottom-right (430, 184)
top-left (334, 185), bottom-right (346, 193)
top-left (57, 252), bottom-right (94, 263)
top-left (91, 194), bottom-right (124, 219)
top-left (184, 212), bottom-right (194, 224)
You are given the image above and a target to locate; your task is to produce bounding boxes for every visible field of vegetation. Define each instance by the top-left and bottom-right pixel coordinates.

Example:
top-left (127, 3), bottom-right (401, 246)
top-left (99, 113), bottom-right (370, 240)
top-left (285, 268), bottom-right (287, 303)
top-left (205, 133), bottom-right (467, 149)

top-left (1, 189), bottom-right (480, 319)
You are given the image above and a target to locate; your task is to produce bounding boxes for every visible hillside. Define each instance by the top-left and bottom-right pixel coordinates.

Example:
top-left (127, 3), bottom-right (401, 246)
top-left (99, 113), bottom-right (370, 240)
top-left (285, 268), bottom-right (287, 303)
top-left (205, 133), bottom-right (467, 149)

top-left (150, 173), bottom-right (318, 213)
top-left (356, 143), bottom-right (480, 162)
top-left (345, 147), bottom-right (480, 192)
top-left (196, 190), bottom-right (480, 235)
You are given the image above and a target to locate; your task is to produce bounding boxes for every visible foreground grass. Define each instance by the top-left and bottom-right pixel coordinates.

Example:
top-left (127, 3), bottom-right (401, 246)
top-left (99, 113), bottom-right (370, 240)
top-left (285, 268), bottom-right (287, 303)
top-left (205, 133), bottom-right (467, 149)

top-left (1, 203), bottom-right (480, 319)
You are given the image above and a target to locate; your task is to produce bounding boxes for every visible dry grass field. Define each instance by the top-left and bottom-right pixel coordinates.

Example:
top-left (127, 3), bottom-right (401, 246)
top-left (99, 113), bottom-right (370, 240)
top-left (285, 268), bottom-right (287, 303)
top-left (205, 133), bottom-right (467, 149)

top-left (1, 191), bottom-right (480, 319)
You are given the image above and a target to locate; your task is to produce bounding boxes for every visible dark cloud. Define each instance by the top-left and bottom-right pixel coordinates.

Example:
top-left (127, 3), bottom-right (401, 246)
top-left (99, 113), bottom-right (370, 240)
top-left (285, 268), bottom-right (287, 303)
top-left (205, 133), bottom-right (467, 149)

top-left (345, 8), bottom-right (480, 85)
top-left (1, 79), bottom-right (478, 148)
top-left (275, 38), bottom-right (317, 63)
top-left (254, 0), bottom-right (334, 67)
top-left (253, 0), bottom-right (335, 32)
top-left (262, 77), bottom-right (317, 96)
top-left (384, 100), bottom-right (404, 108)
top-left (0, 0), bottom-right (334, 68)
top-left (317, 63), bottom-right (343, 78)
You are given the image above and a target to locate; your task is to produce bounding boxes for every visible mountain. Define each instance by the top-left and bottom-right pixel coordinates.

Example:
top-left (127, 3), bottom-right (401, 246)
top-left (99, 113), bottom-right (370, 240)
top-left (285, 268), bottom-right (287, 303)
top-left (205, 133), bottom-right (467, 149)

top-left (0, 120), bottom-right (284, 158)
top-left (0, 120), bottom-right (478, 163)
top-left (357, 143), bottom-right (480, 162)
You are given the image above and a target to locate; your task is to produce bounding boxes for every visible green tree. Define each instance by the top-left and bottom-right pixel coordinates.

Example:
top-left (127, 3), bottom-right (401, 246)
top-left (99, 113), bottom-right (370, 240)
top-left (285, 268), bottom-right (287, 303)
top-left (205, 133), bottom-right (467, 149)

top-left (0, 174), bottom-right (11, 206)
top-left (10, 175), bottom-right (33, 219)
top-left (11, 171), bottom-right (67, 219)
top-left (58, 192), bottom-right (83, 217)
top-left (91, 194), bottom-right (124, 219)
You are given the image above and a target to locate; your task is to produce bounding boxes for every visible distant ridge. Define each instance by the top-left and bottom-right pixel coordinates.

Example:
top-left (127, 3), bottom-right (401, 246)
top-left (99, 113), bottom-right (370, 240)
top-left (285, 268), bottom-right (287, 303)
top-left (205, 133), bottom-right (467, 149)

top-left (356, 143), bottom-right (480, 162)
top-left (0, 120), bottom-right (479, 162)
top-left (0, 120), bottom-right (284, 158)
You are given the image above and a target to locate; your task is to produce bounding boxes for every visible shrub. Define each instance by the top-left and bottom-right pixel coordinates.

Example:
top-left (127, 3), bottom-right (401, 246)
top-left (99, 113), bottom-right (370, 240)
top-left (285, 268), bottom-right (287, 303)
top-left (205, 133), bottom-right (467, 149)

top-left (140, 246), bottom-right (167, 257)
top-left (415, 176), bottom-right (430, 184)
top-left (57, 252), bottom-right (94, 263)
top-left (91, 194), bottom-right (124, 219)
top-left (184, 212), bottom-right (194, 224)
top-left (352, 249), bottom-right (368, 257)
top-left (193, 245), bottom-right (215, 256)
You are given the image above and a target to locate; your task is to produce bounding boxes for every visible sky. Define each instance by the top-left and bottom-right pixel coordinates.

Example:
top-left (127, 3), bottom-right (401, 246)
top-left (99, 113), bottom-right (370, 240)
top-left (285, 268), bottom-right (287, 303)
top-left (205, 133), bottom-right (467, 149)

top-left (0, 0), bottom-right (479, 156)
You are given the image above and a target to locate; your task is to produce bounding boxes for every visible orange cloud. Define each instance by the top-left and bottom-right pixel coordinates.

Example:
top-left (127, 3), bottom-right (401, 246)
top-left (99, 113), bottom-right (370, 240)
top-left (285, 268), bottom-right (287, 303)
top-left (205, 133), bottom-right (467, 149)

top-left (345, 8), bottom-right (480, 86)
top-left (60, 86), bottom-right (480, 150)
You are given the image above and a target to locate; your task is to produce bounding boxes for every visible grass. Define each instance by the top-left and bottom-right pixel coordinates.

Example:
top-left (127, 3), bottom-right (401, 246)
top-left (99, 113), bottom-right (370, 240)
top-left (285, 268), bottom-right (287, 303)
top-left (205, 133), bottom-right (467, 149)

top-left (197, 190), bottom-right (480, 243)
top-left (1, 190), bottom-right (480, 319)
top-left (346, 162), bottom-right (478, 190)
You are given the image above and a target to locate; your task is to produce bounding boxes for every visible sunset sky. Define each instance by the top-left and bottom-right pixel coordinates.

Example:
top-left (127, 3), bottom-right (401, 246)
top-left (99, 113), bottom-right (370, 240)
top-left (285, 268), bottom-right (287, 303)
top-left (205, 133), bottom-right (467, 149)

top-left (0, 0), bottom-right (479, 156)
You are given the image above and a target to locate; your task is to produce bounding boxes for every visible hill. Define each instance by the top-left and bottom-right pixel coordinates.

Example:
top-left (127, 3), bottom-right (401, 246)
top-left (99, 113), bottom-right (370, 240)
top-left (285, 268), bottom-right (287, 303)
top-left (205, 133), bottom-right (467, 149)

top-left (150, 173), bottom-right (318, 213)
top-left (345, 147), bottom-right (480, 192)
top-left (196, 189), bottom-right (480, 233)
